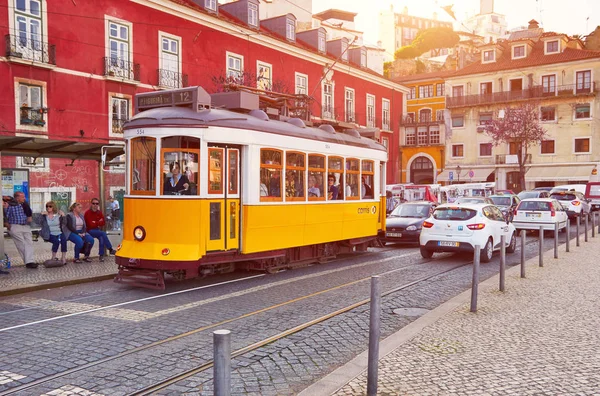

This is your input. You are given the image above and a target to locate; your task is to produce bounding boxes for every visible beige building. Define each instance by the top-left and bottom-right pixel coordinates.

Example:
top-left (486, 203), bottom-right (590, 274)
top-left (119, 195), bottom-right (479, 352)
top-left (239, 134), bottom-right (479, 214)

top-left (442, 24), bottom-right (600, 192)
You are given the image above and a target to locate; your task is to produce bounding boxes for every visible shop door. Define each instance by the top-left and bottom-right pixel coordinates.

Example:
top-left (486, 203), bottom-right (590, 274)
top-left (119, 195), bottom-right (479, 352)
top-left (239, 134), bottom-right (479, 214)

top-left (206, 146), bottom-right (241, 252)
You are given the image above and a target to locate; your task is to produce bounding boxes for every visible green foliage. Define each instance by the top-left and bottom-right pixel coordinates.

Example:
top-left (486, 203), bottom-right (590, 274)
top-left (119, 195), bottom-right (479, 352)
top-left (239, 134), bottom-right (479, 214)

top-left (394, 27), bottom-right (460, 60)
top-left (394, 45), bottom-right (420, 59)
top-left (383, 61), bottom-right (393, 78)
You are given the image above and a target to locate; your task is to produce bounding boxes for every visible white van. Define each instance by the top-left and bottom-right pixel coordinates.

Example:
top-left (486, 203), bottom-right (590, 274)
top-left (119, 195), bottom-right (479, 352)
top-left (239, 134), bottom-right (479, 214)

top-left (549, 184), bottom-right (586, 194)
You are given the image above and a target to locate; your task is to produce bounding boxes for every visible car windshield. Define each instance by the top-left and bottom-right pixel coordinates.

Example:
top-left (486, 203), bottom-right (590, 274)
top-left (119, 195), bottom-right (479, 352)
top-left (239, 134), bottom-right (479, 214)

top-left (518, 191), bottom-right (539, 199)
top-left (390, 204), bottom-right (430, 218)
top-left (518, 201), bottom-right (551, 211)
top-left (433, 207), bottom-right (477, 221)
top-left (455, 198), bottom-right (485, 204)
top-left (550, 193), bottom-right (576, 201)
top-left (490, 196), bottom-right (511, 206)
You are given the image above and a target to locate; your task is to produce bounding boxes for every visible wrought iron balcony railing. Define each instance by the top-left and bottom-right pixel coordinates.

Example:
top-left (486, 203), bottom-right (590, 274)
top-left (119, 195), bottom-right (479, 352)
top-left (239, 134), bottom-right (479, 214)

top-left (5, 34), bottom-right (56, 65)
top-left (20, 107), bottom-right (46, 127)
top-left (112, 118), bottom-right (127, 135)
top-left (400, 115), bottom-right (444, 126)
top-left (104, 57), bottom-right (140, 81)
top-left (321, 105), bottom-right (335, 120)
top-left (345, 112), bottom-right (356, 123)
top-left (157, 69), bottom-right (188, 89)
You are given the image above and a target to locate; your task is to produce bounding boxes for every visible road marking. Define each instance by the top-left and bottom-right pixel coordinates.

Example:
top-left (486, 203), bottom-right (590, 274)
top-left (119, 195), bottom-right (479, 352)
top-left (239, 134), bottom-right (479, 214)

top-left (0, 371), bottom-right (26, 385)
top-left (41, 385), bottom-right (104, 395)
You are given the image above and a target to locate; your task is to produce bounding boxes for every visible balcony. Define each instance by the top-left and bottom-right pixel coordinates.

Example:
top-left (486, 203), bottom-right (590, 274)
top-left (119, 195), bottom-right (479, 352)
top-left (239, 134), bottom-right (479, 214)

top-left (157, 69), bottom-right (188, 89)
top-left (103, 57), bottom-right (140, 81)
top-left (19, 107), bottom-right (47, 127)
top-left (112, 118), bottom-right (127, 135)
top-left (495, 154), bottom-right (532, 165)
top-left (400, 114), bottom-right (444, 126)
top-left (345, 112), bottom-right (356, 123)
top-left (446, 83), bottom-right (597, 108)
top-left (321, 105), bottom-right (336, 120)
top-left (5, 34), bottom-right (56, 65)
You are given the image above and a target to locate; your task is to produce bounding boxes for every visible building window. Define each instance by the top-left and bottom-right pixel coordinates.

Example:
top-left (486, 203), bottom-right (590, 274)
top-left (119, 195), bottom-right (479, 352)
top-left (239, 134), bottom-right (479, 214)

top-left (318, 31), bottom-right (326, 53)
top-left (509, 142), bottom-right (519, 155)
top-left (480, 82), bottom-right (492, 95)
top-left (248, 3), bottom-right (258, 27)
top-left (159, 35), bottom-right (182, 88)
top-left (107, 19), bottom-right (133, 79)
top-left (18, 83), bottom-right (45, 127)
top-left (483, 49), bottom-right (495, 62)
top-left (479, 143), bottom-right (492, 157)
top-left (227, 52), bottom-right (243, 82)
top-left (322, 83), bottom-right (333, 119)
top-left (406, 112), bottom-right (415, 123)
top-left (451, 144), bottom-right (464, 158)
top-left (295, 73), bottom-right (307, 95)
top-left (541, 140), bottom-right (555, 154)
top-left (575, 103), bottom-right (591, 119)
top-left (546, 40), bottom-right (559, 54)
top-left (366, 94), bottom-right (375, 127)
top-left (451, 115), bottom-right (464, 127)
top-left (436, 83), bottom-right (444, 96)
top-left (111, 96), bottom-right (130, 135)
top-left (513, 45), bottom-right (525, 58)
top-left (382, 99), bottom-right (390, 130)
top-left (341, 40), bottom-right (348, 61)
top-left (479, 112), bottom-right (493, 125)
top-left (436, 109), bottom-right (444, 122)
top-left (576, 70), bottom-right (592, 93)
top-left (204, 0), bottom-right (216, 11)
top-left (381, 136), bottom-right (389, 150)
top-left (345, 88), bottom-right (355, 122)
top-left (542, 75), bottom-right (556, 95)
top-left (419, 108), bottom-right (432, 123)
top-left (405, 127), bottom-right (416, 145)
top-left (419, 85), bottom-right (433, 98)
top-left (574, 138), bottom-right (590, 153)
top-left (417, 126), bottom-right (428, 145)
top-left (452, 86), bottom-right (464, 97)
top-left (257, 61), bottom-right (272, 91)
top-left (408, 87), bottom-right (416, 100)
top-left (541, 106), bottom-right (556, 122)
top-left (429, 125), bottom-right (440, 144)
top-left (286, 18), bottom-right (295, 41)
top-left (13, 0), bottom-right (44, 62)
top-left (360, 49), bottom-right (367, 68)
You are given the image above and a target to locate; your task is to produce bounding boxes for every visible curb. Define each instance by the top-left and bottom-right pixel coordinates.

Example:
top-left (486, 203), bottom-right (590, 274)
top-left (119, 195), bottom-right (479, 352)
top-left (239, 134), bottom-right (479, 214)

top-left (0, 273), bottom-right (117, 297)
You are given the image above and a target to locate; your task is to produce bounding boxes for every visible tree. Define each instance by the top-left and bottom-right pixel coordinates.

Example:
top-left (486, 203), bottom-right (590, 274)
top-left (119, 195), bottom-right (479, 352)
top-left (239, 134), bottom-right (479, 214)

top-left (394, 45), bottom-right (421, 60)
top-left (483, 102), bottom-right (548, 191)
top-left (394, 27), bottom-right (460, 59)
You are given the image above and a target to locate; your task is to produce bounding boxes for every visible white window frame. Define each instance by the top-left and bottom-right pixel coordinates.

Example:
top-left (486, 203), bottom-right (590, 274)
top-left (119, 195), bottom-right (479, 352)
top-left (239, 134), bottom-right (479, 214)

top-left (360, 48), bottom-right (367, 68)
top-left (109, 93), bottom-right (132, 138)
top-left (256, 61), bottom-right (272, 91)
top-left (341, 40), bottom-right (348, 61)
top-left (540, 106), bottom-right (556, 123)
top-left (345, 87), bottom-right (355, 123)
top-left (317, 31), bottom-right (326, 53)
top-left (17, 156), bottom-right (49, 172)
top-left (575, 69), bottom-right (593, 93)
top-left (479, 81), bottom-right (493, 95)
top-left (419, 108), bottom-right (432, 123)
top-left (542, 74), bottom-right (557, 95)
top-left (573, 137), bottom-right (591, 154)
top-left (451, 115), bottom-right (464, 128)
top-left (158, 31), bottom-right (182, 88)
top-left (226, 51), bottom-right (244, 82)
top-left (322, 82), bottom-right (334, 119)
top-left (408, 87), bottom-right (416, 100)
top-left (382, 98), bottom-right (390, 131)
top-left (574, 103), bottom-right (592, 121)
top-left (405, 127), bottom-right (416, 145)
top-left (540, 139), bottom-right (555, 155)
top-left (509, 77), bottom-right (524, 92)
top-left (452, 85), bottom-right (464, 97)
top-left (366, 94), bottom-right (375, 127)
top-left (248, 3), bottom-right (258, 27)
top-left (204, 0), bottom-right (217, 11)
top-left (295, 72), bottom-right (308, 95)
top-left (381, 136), bottom-right (389, 151)
top-left (435, 109), bottom-right (444, 122)
top-left (544, 39), bottom-right (560, 55)
top-left (419, 85), bottom-right (434, 98)
top-left (482, 49), bottom-right (495, 63)
top-left (14, 77), bottom-right (48, 132)
top-left (512, 44), bottom-right (526, 59)
top-left (286, 18), bottom-right (295, 41)
top-left (451, 144), bottom-right (464, 158)
top-left (436, 83), bottom-right (444, 96)
top-left (9, 0), bottom-right (49, 64)
top-left (479, 143), bottom-right (493, 158)
top-left (104, 16), bottom-right (134, 79)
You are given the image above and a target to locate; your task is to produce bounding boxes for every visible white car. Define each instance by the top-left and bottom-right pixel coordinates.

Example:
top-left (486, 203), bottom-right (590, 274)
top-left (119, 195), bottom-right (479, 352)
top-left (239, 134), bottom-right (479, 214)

top-left (419, 203), bottom-right (517, 262)
top-left (549, 191), bottom-right (591, 219)
top-left (512, 198), bottom-right (568, 232)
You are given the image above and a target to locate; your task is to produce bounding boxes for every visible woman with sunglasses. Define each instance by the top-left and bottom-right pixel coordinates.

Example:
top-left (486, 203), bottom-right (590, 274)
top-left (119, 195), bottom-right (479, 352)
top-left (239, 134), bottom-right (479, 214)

top-left (64, 202), bottom-right (95, 263)
top-left (40, 201), bottom-right (68, 265)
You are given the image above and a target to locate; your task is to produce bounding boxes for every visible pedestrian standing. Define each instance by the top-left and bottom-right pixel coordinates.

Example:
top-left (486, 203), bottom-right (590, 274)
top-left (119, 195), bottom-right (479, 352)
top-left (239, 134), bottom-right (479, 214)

top-left (39, 201), bottom-right (68, 265)
top-left (109, 196), bottom-right (121, 230)
top-left (84, 198), bottom-right (117, 261)
top-left (3, 192), bottom-right (36, 268)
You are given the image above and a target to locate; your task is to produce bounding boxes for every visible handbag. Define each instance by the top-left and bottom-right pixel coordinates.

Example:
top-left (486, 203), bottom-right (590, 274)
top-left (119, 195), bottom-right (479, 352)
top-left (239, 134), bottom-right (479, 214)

top-left (82, 240), bottom-right (93, 256)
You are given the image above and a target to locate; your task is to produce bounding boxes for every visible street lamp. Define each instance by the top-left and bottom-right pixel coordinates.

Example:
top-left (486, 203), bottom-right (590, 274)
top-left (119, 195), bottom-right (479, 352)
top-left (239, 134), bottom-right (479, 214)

top-left (457, 165), bottom-right (461, 184)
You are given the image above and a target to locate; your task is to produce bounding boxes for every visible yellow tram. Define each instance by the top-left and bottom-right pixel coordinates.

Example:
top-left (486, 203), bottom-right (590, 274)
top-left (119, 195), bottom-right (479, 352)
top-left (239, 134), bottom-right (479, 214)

top-left (115, 86), bottom-right (388, 289)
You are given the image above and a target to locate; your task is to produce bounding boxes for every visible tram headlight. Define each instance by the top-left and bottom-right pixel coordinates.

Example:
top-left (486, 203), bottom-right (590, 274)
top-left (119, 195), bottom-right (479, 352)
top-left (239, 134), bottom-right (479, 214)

top-left (133, 226), bottom-right (146, 241)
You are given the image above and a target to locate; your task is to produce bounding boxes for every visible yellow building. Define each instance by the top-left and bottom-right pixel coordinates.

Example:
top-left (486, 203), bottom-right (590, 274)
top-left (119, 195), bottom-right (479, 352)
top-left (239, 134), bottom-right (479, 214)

top-left (395, 70), bottom-right (454, 184)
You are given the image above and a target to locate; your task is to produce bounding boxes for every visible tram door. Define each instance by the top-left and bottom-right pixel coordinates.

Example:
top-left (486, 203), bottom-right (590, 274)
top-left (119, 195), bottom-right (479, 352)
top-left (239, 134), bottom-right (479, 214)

top-left (206, 146), bottom-right (240, 252)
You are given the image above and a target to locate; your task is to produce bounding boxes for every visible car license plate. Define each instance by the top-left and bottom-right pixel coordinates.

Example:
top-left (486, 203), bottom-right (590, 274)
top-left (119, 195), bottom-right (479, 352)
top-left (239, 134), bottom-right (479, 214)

top-left (438, 241), bottom-right (459, 247)
top-left (526, 213), bottom-right (541, 218)
top-left (386, 232), bottom-right (402, 237)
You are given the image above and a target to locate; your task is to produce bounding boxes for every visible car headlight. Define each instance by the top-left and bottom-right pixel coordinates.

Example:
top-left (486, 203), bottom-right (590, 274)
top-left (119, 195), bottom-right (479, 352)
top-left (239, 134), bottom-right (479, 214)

top-left (133, 226), bottom-right (146, 241)
top-left (406, 225), bottom-right (417, 231)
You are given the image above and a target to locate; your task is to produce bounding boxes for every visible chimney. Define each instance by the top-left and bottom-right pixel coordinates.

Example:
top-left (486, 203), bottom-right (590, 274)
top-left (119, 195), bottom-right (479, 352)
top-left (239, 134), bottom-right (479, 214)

top-left (528, 19), bottom-right (539, 29)
top-left (402, 6), bottom-right (408, 15)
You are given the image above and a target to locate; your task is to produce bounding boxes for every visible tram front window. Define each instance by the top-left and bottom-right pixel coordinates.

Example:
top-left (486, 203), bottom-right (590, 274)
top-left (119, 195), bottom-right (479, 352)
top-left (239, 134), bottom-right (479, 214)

top-left (131, 137), bottom-right (156, 195)
top-left (161, 136), bottom-right (200, 196)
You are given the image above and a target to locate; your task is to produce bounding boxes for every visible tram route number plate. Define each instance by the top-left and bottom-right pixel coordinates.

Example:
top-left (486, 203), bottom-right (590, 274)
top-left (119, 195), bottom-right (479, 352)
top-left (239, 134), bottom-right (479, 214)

top-left (438, 241), bottom-right (459, 247)
top-left (386, 232), bottom-right (402, 237)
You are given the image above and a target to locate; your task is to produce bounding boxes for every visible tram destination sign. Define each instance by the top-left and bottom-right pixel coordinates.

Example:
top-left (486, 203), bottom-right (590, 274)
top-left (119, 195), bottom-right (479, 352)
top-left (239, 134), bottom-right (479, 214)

top-left (135, 87), bottom-right (211, 113)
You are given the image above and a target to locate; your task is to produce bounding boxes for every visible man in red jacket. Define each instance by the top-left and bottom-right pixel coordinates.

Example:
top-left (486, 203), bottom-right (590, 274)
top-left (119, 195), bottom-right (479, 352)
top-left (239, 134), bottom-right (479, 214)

top-left (84, 198), bottom-right (116, 262)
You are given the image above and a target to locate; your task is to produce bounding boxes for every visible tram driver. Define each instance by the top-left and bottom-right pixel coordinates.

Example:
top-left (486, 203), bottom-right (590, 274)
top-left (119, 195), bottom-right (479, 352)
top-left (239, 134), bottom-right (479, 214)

top-left (164, 161), bottom-right (191, 195)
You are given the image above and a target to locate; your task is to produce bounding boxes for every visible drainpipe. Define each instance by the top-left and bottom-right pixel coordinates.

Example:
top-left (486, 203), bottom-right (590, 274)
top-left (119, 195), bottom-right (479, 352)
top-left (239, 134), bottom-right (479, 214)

top-left (0, 151), bottom-right (4, 261)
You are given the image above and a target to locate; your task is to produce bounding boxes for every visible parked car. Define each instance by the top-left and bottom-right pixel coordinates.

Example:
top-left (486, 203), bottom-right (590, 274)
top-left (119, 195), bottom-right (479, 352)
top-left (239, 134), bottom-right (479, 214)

top-left (517, 190), bottom-right (550, 200)
top-left (549, 191), bottom-right (591, 219)
top-left (454, 197), bottom-right (494, 204)
top-left (512, 198), bottom-right (568, 232)
top-left (496, 189), bottom-right (516, 195)
top-left (419, 203), bottom-right (517, 262)
top-left (489, 194), bottom-right (521, 220)
top-left (550, 184), bottom-right (586, 195)
top-left (380, 201), bottom-right (436, 245)
top-left (533, 186), bottom-right (554, 192)
top-left (585, 182), bottom-right (600, 211)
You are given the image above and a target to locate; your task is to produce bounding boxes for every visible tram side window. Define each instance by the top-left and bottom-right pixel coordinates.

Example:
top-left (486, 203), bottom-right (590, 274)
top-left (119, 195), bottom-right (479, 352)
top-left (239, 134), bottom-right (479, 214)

top-left (131, 137), bottom-right (156, 195)
top-left (308, 154), bottom-right (325, 201)
top-left (361, 160), bottom-right (374, 199)
top-left (286, 152), bottom-right (305, 201)
top-left (328, 156), bottom-right (344, 200)
top-left (345, 158), bottom-right (360, 200)
top-left (161, 136), bottom-right (200, 196)
top-left (208, 148), bottom-right (224, 194)
top-left (260, 148), bottom-right (283, 201)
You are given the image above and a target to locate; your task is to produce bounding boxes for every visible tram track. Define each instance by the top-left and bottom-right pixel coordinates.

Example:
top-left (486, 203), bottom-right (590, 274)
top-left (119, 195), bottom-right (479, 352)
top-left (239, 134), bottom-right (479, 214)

top-left (0, 252), bottom-right (453, 396)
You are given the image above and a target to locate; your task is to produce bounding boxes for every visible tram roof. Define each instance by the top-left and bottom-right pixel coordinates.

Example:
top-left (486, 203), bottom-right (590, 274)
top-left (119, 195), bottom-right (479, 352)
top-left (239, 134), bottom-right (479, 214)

top-left (124, 106), bottom-right (387, 153)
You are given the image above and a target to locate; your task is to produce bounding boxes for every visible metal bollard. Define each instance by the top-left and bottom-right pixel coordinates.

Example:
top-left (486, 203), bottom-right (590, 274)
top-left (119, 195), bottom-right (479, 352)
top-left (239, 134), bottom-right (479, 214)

top-left (214, 330), bottom-right (231, 396)
top-left (367, 276), bottom-right (381, 396)
top-left (539, 226), bottom-right (544, 267)
top-left (520, 230), bottom-right (526, 278)
top-left (470, 245), bottom-right (480, 313)
top-left (576, 216), bottom-right (580, 247)
top-left (499, 235), bottom-right (505, 292)
top-left (566, 218), bottom-right (570, 253)
top-left (554, 221), bottom-right (558, 259)
top-left (585, 214), bottom-right (589, 242)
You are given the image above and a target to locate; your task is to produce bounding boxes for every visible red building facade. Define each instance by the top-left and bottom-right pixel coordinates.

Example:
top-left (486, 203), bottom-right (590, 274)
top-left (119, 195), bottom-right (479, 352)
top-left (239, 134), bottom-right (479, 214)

top-left (1, 0), bottom-right (405, 215)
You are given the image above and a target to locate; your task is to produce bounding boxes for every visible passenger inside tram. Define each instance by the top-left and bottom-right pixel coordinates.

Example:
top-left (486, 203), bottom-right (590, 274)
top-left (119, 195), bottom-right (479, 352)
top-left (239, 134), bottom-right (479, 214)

top-left (308, 175), bottom-right (320, 197)
top-left (327, 174), bottom-right (339, 200)
top-left (164, 161), bottom-right (191, 195)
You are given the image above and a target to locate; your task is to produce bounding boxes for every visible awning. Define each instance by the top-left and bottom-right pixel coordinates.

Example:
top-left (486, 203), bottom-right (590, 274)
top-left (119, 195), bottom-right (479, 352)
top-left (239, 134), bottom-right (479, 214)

top-left (437, 167), bottom-right (495, 182)
top-left (526, 165), bottom-right (596, 182)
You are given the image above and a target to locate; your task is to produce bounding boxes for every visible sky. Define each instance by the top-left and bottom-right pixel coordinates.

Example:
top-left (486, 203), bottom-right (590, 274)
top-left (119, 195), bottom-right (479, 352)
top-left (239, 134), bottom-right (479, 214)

top-left (312, 0), bottom-right (600, 48)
